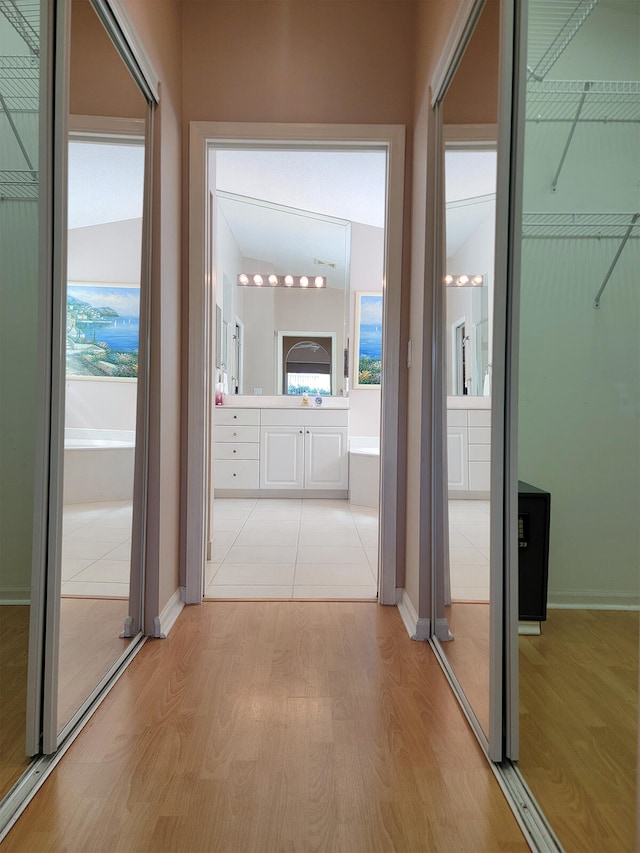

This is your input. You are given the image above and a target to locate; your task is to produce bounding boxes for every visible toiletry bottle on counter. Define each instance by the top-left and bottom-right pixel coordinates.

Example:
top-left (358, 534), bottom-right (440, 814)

top-left (302, 393), bottom-right (309, 407)
top-left (215, 382), bottom-right (224, 405)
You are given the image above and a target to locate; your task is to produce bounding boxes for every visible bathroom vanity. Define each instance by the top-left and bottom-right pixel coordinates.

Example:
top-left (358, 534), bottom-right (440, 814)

top-left (214, 398), bottom-right (349, 497)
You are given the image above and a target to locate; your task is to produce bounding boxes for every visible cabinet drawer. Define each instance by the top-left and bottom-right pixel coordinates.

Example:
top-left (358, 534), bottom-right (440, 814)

top-left (214, 459), bottom-right (259, 489)
top-left (214, 443), bottom-right (259, 461)
top-left (214, 408), bottom-right (260, 426)
top-left (469, 443), bottom-right (491, 462)
top-left (447, 410), bottom-right (467, 427)
top-left (469, 427), bottom-right (491, 445)
top-left (215, 425), bottom-right (259, 443)
top-left (469, 410), bottom-right (491, 427)
top-left (469, 461), bottom-right (491, 491)
top-left (261, 409), bottom-right (349, 427)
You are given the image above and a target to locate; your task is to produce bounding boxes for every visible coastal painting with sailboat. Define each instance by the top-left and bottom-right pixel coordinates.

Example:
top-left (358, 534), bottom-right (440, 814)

top-left (66, 284), bottom-right (140, 378)
top-left (354, 292), bottom-right (382, 388)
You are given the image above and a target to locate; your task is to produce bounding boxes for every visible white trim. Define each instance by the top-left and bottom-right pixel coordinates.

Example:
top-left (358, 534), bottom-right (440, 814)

top-left (153, 588), bottom-right (185, 639)
top-left (396, 590), bottom-right (430, 641)
top-left (443, 123), bottom-right (499, 144)
top-left (0, 590), bottom-right (31, 604)
top-left (430, 0), bottom-right (486, 106)
top-left (548, 594), bottom-right (640, 611)
top-left (187, 122), bottom-right (405, 609)
top-left (68, 114), bottom-right (145, 138)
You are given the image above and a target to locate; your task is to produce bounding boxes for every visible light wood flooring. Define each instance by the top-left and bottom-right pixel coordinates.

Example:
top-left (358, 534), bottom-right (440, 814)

top-left (441, 602), bottom-right (490, 736)
top-left (0, 606), bottom-right (31, 798)
top-left (519, 609), bottom-right (638, 853)
top-left (3, 601), bottom-right (527, 852)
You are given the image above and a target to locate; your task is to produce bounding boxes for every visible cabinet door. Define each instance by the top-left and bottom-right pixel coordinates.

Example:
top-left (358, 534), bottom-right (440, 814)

top-left (304, 427), bottom-right (348, 490)
top-left (260, 427), bottom-right (304, 488)
top-left (447, 425), bottom-right (469, 491)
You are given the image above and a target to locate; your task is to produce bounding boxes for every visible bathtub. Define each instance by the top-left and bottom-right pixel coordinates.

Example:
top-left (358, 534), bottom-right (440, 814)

top-left (348, 437), bottom-right (380, 508)
top-left (64, 428), bottom-right (136, 504)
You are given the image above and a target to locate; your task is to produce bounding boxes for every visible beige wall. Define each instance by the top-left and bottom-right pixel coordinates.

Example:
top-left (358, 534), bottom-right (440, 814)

top-left (120, 0), bottom-right (183, 623)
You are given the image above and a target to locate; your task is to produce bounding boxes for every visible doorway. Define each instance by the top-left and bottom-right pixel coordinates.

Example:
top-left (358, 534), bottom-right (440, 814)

top-left (185, 123), bottom-right (405, 606)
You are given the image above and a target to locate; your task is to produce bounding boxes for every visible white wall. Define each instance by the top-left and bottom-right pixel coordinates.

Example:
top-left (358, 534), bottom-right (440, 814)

top-left (67, 217), bottom-right (142, 283)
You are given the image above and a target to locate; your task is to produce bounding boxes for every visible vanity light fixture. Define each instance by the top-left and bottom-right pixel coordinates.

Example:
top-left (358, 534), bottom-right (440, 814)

top-left (237, 273), bottom-right (326, 289)
top-left (445, 273), bottom-right (485, 287)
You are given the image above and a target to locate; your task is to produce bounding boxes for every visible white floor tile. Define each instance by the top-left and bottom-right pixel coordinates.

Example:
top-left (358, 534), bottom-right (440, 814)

top-left (205, 562), bottom-right (221, 586)
top-left (74, 560), bottom-right (131, 583)
top-left (61, 581), bottom-right (129, 597)
top-left (103, 542), bottom-right (132, 561)
top-left (294, 563), bottom-right (374, 585)
top-left (449, 546), bottom-right (489, 567)
top-left (297, 530), bottom-right (361, 547)
top-left (61, 557), bottom-right (96, 581)
top-left (224, 545), bottom-right (298, 564)
top-left (450, 586), bottom-right (490, 603)
top-left (205, 585), bottom-right (293, 599)
top-left (211, 563), bottom-right (295, 586)
top-left (62, 541), bottom-right (122, 561)
top-left (296, 546), bottom-right (368, 565)
top-left (365, 548), bottom-right (378, 569)
top-left (357, 529), bottom-right (379, 547)
top-left (234, 529), bottom-right (299, 547)
top-left (65, 526), bottom-right (130, 543)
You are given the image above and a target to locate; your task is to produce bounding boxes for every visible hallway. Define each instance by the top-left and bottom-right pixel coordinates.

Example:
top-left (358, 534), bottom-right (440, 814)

top-left (3, 602), bottom-right (527, 852)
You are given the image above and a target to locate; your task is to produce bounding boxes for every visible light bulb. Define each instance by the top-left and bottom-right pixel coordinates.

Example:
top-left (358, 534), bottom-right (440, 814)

top-left (457, 275), bottom-right (469, 286)
top-left (444, 274), bottom-right (453, 285)
top-left (253, 274), bottom-right (263, 286)
top-left (314, 276), bottom-right (324, 288)
top-left (268, 274), bottom-right (278, 286)
top-left (284, 275), bottom-right (294, 287)
top-left (300, 276), bottom-right (309, 287)
top-left (472, 275), bottom-right (483, 286)
top-left (239, 274), bottom-right (249, 285)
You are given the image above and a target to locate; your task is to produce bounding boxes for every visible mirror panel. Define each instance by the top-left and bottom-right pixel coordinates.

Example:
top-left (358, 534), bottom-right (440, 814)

top-left (515, 1), bottom-right (640, 848)
top-left (57, 0), bottom-right (148, 736)
top-left (434, 0), bottom-right (500, 743)
top-left (0, 0), bottom-right (41, 794)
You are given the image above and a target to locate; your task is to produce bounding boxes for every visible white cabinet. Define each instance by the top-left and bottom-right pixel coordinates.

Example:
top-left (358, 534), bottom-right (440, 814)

top-left (215, 406), bottom-right (349, 495)
top-left (260, 411), bottom-right (348, 491)
top-left (260, 426), bottom-right (305, 488)
top-left (304, 427), bottom-right (349, 490)
top-left (447, 408), bottom-right (490, 495)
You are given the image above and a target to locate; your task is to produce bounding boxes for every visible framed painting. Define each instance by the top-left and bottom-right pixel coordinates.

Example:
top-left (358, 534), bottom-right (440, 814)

top-left (66, 282), bottom-right (140, 379)
top-left (353, 292), bottom-right (383, 388)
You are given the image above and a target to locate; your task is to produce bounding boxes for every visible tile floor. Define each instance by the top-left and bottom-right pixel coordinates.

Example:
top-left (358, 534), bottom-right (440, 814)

top-left (448, 499), bottom-right (490, 602)
top-left (61, 501), bottom-right (132, 598)
top-left (205, 498), bottom-right (379, 599)
top-left (59, 497), bottom-right (490, 602)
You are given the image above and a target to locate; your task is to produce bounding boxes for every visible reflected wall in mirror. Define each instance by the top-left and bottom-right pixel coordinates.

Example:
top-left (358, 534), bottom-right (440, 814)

top-left (515, 1), bottom-right (639, 849)
top-left (57, 0), bottom-right (148, 736)
top-left (209, 149), bottom-right (386, 404)
top-left (435, 0), bottom-right (500, 742)
top-left (0, 0), bottom-right (41, 794)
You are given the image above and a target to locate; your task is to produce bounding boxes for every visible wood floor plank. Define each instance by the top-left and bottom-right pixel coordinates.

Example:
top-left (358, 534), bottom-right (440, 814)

top-left (3, 602), bottom-right (527, 853)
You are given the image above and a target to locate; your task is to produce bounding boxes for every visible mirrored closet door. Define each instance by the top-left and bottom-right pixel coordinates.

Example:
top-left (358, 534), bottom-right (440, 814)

top-left (510, 1), bottom-right (640, 849)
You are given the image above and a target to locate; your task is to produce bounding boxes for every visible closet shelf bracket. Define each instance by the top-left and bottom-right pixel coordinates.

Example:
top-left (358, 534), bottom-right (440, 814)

top-left (551, 82), bottom-right (590, 192)
top-left (594, 213), bottom-right (639, 309)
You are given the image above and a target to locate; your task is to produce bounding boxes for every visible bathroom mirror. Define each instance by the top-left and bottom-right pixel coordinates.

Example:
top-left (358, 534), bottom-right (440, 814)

top-left (209, 149), bottom-right (387, 396)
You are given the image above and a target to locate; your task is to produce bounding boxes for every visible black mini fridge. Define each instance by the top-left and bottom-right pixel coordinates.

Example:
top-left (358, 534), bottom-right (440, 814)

top-left (518, 481), bottom-right (550, 621)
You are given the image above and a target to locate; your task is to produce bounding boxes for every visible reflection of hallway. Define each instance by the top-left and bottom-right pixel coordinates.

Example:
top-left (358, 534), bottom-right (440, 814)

top-left (205, 499), bottom-right (378, 599)
top-left (449, 499), bottom-right (490, 601)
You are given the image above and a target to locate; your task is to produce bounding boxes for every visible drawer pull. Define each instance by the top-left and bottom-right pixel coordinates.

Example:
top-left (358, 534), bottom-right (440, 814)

top-left (233, 432), bottom-right (237, 436)
top-left (233, 415), bottom-right (237, 419)
top-left (233, 449), bottom-right (237, 454)
top-left (233, 473), bottom-right (236, 477)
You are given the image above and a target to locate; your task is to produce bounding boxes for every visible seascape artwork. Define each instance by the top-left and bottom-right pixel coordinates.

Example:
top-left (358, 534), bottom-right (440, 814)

top-left (66, 284), bottom-right (140, 378)
top-left (354, 292), bottom-right (382, 387)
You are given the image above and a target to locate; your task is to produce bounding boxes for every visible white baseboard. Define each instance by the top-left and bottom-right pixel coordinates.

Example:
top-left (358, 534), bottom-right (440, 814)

top-left (548, 590), bottom-right (640, 610)
top-left (153, 587), bottom-right (185, 638)
top-left (0, 588), bottom-right (31, 605)
top-left (396, 589), bottom-right (430, 641)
